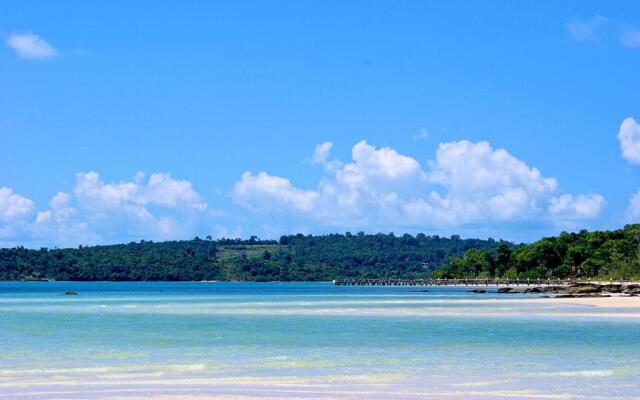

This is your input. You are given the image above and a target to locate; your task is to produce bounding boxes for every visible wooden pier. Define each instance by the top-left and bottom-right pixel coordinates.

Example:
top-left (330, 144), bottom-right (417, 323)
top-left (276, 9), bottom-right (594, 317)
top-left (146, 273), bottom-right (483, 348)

top-left (332, 278), bottom-right (571, 287)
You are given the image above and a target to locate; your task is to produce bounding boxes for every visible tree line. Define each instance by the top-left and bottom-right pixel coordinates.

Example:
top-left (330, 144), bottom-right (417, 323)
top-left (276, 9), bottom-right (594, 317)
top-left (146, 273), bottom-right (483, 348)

top-left (432, 224), bottom-right (640, 280)
top-left (2, 225), bottom-right (639, 282)
top-left (0, 232), bottom-right (498, 281)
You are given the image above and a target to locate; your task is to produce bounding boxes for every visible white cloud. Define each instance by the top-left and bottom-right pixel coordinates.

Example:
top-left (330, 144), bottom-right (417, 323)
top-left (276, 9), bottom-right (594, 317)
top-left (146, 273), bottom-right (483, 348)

top-left (566, 15), bottom-right (609, 42)
top-left (50, 191), bottom-right (71, 210)
top-left (29, 172), bottom-right (208, 246)
top-left (6, 32), bottom-right (57, 59)
top-left (143, 173), bottom-right (207, 211)
top-left (549, 193), bottom-right (606, 220)
top-left (0, 187), bottom-right (35, 240)
top-left (72, 171), bottom-right (206, 212)
top-left (310, 141), bottom-right (343, 172)
top-left (618, 117), bottom-right (640, 164)
top-left (627, 190), bottom-right (640, 220)
top-left (0, 187), bottom-right (35, 222)
top-left (233, 140), bottom-right (605, 230)
top-left (35, 192), bottom-right (78, 226)
top-left (621, 29), bottom-right (640, 48)
top-left (350, 140), bottom-right (423, 180)
top-left (402, 140), bottom-right (562, 224)
top-left (429, 140), bottom-right (557, 199)
top-left (619, 117), bottom-right (640, 225)
top-left (312, 142), bottom-right (333, 164)
top-left (233, 172), bottom-right (318, 213)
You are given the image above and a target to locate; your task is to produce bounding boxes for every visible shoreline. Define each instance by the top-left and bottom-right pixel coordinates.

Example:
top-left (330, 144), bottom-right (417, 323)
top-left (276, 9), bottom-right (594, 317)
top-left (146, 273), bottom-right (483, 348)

top-left (474, 296), bottom-right (640, 309)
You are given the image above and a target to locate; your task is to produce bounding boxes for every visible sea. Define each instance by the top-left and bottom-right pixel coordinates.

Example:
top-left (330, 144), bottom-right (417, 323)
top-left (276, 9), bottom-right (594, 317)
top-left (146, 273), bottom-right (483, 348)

top-left (0, 282), bottom-right (639, 399)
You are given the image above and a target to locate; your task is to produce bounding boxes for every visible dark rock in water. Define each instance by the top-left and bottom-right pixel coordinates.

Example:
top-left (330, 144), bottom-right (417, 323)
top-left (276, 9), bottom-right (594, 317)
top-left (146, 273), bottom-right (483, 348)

top-left (566, 284), bottom-right (601, 295)
top-left (541, 295), bottom-right (551, 298)
top-left (495, 283), bottom-right (635, 297)
top-left (467, 289), bottom-right (486, 293)
top-left (556, 294), bottom-right (576, 298)
top-left (64, 291), bottom-right (78, 296)
top-left (541, 286), bottom-right (565, 293)
top-left (600, 284), bottom-right (622, 293)
top-left (495, 287), bottom-right (528, 294)
top-left (623, 285), bottom-right (640, 295)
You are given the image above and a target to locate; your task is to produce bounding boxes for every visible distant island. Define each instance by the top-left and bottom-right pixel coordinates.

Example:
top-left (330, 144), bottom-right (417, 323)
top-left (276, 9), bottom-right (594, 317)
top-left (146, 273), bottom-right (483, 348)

top-left (1, 225), bottom-right (639, 282)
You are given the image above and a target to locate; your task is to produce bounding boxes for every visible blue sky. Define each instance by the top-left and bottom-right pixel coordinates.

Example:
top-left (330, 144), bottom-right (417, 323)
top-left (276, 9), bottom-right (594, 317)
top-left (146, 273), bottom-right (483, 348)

top-left (2, 1), bottom-right (640, 247)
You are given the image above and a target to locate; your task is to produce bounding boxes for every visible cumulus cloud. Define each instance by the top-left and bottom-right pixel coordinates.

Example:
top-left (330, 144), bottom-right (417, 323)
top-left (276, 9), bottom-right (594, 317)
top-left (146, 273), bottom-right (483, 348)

top-left (620, 117), bottom-right (640, 223)
top-left (72, 171), bottom-right (206, 212)
top-left (27, 172), bottom-right (208, 246)
top-left (310, 141), bottom-right (343, 172)
top-left (349, 140), bottom-right (423, 181)
top-left (549, 194), bottom-right (606, 221)
top-left (6, 32), bottom-right (57, 59)
top-left (566, 15), bottom-right (609, 42)
top-left (233, 172), bottom-right (318, 213)
top-left (618, 117), bottom-right (640, 164)
top-left (312, 142), bottom-right (333, 165)
top-left (429, 140), bottom-right (557, 198)
top-left (0, 187), bottom-right (35, 239)
top-left (407, 140), bottom-right (559, 224)
top-left (627, 190), bottom-right (640, 220)
top-left (621, 29), bottom-right (640, 48)
top-left (0, 187), bottom-right (35, 222)
top-left (232, 140), bottom-right (605, 230)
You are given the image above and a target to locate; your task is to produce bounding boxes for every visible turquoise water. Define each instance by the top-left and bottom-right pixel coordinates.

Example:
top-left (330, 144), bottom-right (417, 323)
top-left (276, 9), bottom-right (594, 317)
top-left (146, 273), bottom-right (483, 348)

top-left (0, 282), bottom-right (639, 399)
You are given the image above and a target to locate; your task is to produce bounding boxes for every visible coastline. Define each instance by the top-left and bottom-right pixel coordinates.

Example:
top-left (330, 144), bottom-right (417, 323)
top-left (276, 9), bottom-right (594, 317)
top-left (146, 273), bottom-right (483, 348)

top-left (481, 296), bottom-right (640, 308)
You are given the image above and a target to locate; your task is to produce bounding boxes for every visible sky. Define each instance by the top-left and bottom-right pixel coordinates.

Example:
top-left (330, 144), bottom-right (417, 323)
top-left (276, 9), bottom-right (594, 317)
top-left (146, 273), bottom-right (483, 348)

top-left (1, 1), bottom-right (640, 247)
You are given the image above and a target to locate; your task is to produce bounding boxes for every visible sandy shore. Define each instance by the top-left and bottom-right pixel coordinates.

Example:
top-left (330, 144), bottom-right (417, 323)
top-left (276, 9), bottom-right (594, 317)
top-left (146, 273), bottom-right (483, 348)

top-left (453, 295), bottom-right (640, 309)
top-left (521, 295), bottom-right (640, 308)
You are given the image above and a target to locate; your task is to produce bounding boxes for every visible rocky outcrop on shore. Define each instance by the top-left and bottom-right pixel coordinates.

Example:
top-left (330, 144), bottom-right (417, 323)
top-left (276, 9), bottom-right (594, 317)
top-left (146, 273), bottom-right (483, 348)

top-left (494, 283), bottom-right (640, 297)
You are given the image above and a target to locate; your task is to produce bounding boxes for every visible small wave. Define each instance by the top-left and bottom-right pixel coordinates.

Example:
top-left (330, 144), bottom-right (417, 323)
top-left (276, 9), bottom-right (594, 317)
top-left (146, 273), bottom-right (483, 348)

top-left (166, 363), bottom-right (207, 372)
top-left (525, 369), bottom-right (614, 378)
top-left (0, 362), bottom-right (211, 377)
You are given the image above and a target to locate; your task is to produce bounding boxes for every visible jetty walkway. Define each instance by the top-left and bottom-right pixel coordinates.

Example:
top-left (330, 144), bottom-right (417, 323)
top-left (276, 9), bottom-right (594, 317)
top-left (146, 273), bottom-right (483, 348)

top-left (332, 278), bottom-right (571, 286)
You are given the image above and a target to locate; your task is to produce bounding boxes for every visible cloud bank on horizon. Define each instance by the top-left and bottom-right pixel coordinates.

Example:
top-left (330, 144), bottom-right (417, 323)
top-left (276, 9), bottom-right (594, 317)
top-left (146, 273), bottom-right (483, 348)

top-left (233, 140), bottom-right (605, 229)
top-left (1, 172), bottom-right (207, 247)
top-left (4, 118), bottom-right (640, 247)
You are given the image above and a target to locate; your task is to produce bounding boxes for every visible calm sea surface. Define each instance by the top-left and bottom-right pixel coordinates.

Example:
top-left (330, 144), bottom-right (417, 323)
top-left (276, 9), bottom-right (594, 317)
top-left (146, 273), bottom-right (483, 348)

top-left (0, 282), bottom-right (639, 399)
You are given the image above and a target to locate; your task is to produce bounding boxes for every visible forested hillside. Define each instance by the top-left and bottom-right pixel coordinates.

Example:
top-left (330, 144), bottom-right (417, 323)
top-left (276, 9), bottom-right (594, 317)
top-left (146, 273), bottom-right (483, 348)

top-left (433, 224), bottom-right (640, 280)
top-left (4, 225), bottom-right (638, 282)
top-left (0, 233), bottom-right (501, 281)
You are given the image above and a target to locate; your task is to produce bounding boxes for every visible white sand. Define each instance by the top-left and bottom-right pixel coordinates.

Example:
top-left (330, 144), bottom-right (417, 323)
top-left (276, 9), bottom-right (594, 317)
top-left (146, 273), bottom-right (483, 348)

top-left (509, 295), bottom-right (640, 308)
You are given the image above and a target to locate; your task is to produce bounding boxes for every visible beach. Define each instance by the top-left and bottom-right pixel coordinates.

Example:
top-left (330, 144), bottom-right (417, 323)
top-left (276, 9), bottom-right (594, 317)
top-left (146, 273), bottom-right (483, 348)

top-left (1, 282), bottom-right (639, 400)
top-left (510, 295), bottom-right (640, 309)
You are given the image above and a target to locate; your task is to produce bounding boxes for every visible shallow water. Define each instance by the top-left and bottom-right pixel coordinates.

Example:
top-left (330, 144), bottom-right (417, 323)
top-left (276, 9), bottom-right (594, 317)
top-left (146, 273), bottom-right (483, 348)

top-left (0, 282), bottom-right (639, 399)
